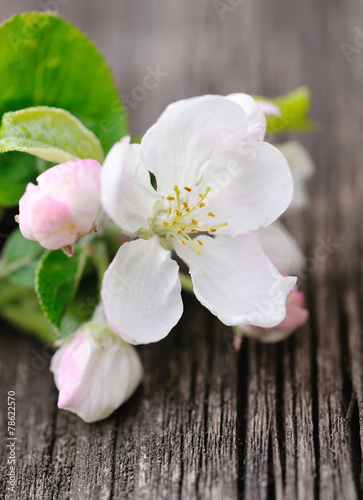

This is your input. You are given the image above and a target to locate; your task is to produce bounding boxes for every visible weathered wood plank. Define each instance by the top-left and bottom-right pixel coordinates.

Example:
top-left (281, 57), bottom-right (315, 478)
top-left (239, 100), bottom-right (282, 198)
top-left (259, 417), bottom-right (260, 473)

top-left (1, 0), bottom-right (363, 498)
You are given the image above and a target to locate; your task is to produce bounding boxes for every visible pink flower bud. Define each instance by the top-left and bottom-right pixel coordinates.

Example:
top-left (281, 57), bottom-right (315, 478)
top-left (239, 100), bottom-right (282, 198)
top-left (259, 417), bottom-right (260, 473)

top-left (18, 159), bottom-right (102, 250)
top-left (50, 323), bottom-right (143, 423)
top-left (239, 286), bottom-right (308, 344)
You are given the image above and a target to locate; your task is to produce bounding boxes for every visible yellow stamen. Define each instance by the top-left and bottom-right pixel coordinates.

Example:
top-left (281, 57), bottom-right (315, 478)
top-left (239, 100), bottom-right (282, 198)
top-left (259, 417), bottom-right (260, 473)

top-left (174, 185), bottom-right (181, 210)
top-left (182, 232), bottom-right (201, 254)
top-left (184, 186), bottom-right (192, 192)
top-left (166, 195), bottom-right (175, 201)
top-left (163, 221), bottom-right (170, 227)
top-left (209, 228), bottom-right (217, 233)
top-left (181, 239), bottom-right (186, 245)
top-left (190, 228), bottom-right (198, 233)
top-left (191, 219), bottom-right (198, 225)
top-left (208, 211), bottom-right (215, 217)
top-left (199, 203), bottom-right (205, 208)
top-left (176, 221), bottom-right (228, 230)
top-left (178, 187), bottom-right (211, 220)
top-left (197, 239), bottom-right (203, 246)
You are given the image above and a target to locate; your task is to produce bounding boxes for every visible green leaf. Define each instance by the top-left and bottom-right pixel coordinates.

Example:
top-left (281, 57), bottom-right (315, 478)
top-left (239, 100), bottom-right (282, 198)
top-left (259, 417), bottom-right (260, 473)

top-left (0, 228), bottom-right (44, 287)
top-left (59, 280), bottom-right (99, 338)
top-left (0, 152), bottom-right (42, 206)
top-left (0, 12), bottom-right (127, 154)
top-left (0, 107), bottom-right (104, 163)
top-left (0, 278), bottom-right (57, 344)
top-left (254, 87), bottom-right (316, 134)
top-left (35, 247), bottom-right (88, 328)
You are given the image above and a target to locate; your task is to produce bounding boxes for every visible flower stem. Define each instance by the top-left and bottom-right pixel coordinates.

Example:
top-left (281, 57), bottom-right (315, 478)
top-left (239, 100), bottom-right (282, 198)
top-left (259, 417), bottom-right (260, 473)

top-left (179, 272), bottom-right (194, 294)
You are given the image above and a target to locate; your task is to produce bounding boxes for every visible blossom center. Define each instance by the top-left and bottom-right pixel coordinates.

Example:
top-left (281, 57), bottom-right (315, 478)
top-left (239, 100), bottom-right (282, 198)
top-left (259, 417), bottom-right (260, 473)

top-left (153, 185), bottom-right (228, 254)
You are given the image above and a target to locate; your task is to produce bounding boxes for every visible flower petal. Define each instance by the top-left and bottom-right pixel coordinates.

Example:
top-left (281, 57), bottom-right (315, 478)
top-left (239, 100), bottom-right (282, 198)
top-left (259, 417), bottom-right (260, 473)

top-left (101, 236), bottom-right (183, 344)
top-left (174, 234), bottom-right (296, 327)
top-left (51, 326), bottom-right (143, 423)
top-left (227, 93), bottom-right (267, 141)
top-left (140, 95), bottom-right (248, 196)
top-left (101, 136), bottom-right (158, 234)
top-left (250, 221), bottom-right (304, 274)
top-left (200, 142), bottom-right (293, 236)
top-left (277, 141), bottom-right (315, 211)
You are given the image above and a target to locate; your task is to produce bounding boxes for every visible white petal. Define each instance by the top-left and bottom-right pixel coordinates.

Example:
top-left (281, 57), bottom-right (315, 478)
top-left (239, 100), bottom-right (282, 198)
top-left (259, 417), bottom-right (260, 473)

top-left (200, 142), bottom-right (293, 236)
top-left (140, 95), bottom-right (248, 196)
top-left (250, 221), bottom-right (304, 274)
top-left (277, 141), bottom-right (315, 211)
top-left (101, 136), bottom-right (158, 234)
top-left (227, 93), bottom-right (267, 141)
top-left (101, 237), bottom-right (183, 344)
top-left (175, 235), bottom-right (296, 327)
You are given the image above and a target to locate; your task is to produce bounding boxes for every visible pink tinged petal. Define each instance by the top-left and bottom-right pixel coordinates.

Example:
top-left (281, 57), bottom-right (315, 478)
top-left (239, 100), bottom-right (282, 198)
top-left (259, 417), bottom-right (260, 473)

top-left (50, 327), bottom-right (143, 423)
top-left (174, 234), bottom-right (296, 328)
top-left (18, 183), bottom-right (39, 241)
top-left (277, 141), bottom-right (315, 211)
top-left (140, 95), bottom-right (249, 196)
top-left (286, 285), bottom-right (305, 308)
top-left (200, 142), bottom-right (294, 236)
top-left (28, 195), bottom-right (77, 249)
top-left (56, 332), bottom-right (92, 409)
top-left (101, 136), bottom-right (158, 234)
top-left (278, 304), bottom-right (308, 332)
top-left (250, 221), bottom-right (304, 275)
top-left (37, 159), bottom-right (102, 235)
top-left (242, 289), bottom-right (308, 343)
top-left (101, 236), bottom-right (183, 344)
top-left (227, 93), bottom-right (267, 141)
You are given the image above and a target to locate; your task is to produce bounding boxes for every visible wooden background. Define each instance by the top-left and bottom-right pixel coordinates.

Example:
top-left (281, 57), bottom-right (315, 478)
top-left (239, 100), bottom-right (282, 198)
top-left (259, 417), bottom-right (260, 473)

top-left (1, 0), bottom-right (363, 498)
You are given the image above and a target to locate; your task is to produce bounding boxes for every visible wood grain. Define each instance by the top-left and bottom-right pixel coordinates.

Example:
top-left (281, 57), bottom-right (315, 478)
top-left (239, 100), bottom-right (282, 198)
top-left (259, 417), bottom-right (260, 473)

top-left (1, 0), bottom-right (363, 498)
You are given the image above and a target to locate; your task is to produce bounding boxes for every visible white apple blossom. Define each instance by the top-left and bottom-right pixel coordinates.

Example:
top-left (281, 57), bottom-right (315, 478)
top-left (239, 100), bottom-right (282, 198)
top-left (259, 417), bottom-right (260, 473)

top-left (100, 94), bottom-right (297, 345)
top-left (50, 321), bottom-right (143, 423)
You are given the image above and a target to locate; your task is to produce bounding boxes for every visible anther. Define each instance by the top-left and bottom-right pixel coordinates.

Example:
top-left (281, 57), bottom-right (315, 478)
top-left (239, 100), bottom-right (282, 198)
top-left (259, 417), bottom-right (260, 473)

top-left (190, 228), bottom-right (198, 233)
top-left (208, 212), bottom-right (215, 217)
top-left (191, 219), bottom-right (198, 225)
top-left (199, 203), bottom-right (205, 208)
top-left (197, 239), bottom-right (203, 246)
top-left (209, 228), bottom-right (217, 233)
top-left (166, 195), bottom-right (175, 201)
top-left (184, 186), bottom-right (192, 192)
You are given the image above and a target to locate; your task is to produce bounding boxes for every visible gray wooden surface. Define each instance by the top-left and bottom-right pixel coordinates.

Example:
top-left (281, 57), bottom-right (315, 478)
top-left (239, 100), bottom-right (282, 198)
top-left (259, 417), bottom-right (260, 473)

top-left (1, 0), bottom-right (363, 498)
